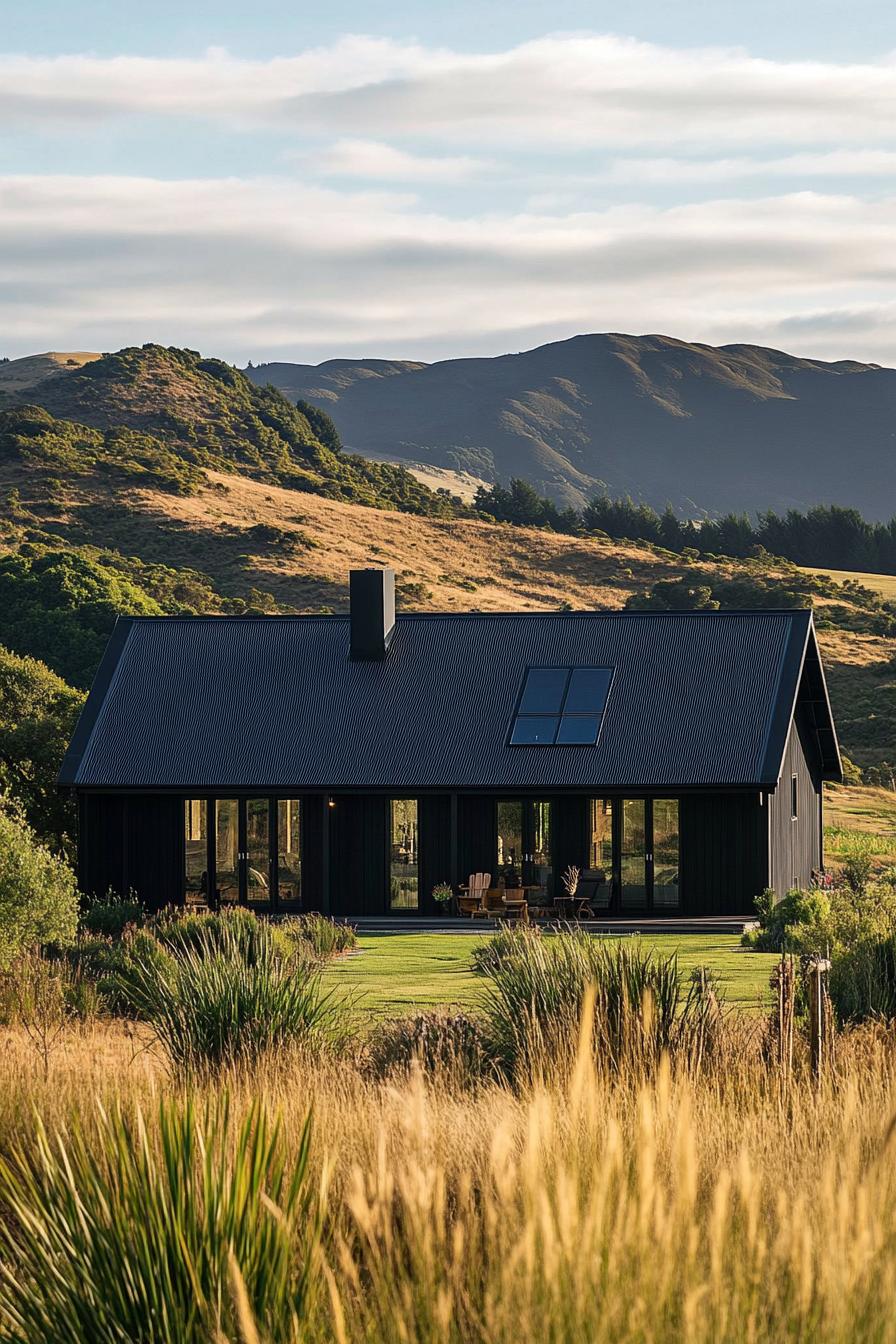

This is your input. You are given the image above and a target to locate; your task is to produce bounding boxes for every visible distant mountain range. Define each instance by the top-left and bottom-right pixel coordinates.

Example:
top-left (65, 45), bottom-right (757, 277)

top-left (245, 333), bottom-right (896, 518)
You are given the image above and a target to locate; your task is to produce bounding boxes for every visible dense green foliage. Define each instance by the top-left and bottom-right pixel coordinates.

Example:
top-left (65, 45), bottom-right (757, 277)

top-left (0, 645), bottom-right (83, 851)
top-left (0, 1097), bottom-right (318, 1344)
top-left (0, 547), bottom-right (162, 688)
top-left (14, 345), bottom-right (461, 516)
top-left (480, 930), bottom-right (722, 1081)
top-left (625, 572), bottom-right (814, 614)
top-left (0, 806), bottom-right (78, 969)
top-left (476, 481), bottom-right (896, 580)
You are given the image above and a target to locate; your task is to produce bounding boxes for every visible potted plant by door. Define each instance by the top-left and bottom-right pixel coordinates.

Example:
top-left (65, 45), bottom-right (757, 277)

top-left (432, 882), bottom-right (454, 914)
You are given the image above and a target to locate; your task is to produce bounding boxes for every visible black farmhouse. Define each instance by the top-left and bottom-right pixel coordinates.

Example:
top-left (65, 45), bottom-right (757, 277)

top-left (60, 568), bottom-right (842, 919)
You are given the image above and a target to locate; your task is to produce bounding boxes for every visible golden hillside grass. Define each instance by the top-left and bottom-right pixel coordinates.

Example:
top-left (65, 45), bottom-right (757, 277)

top-left (4, 1015), bottom-right (896, 1342)
top-left (801, 565), bottom-right (896, 603)
top-left (0, 351), bottom-right (100, 394)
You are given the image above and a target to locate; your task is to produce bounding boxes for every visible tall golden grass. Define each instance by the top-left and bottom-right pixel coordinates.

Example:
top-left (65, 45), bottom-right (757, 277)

top-left (2, 1010), bottom-right (896, 1342)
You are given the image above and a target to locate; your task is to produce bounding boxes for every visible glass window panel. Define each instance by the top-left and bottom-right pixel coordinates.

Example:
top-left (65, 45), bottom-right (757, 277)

top-left (620, 799), bottom-right (647, 908)
top-left (245, 799), bottom-right (271, 908)
top-left (510, 717), bottom-right (559, 745)
top-left (556, 715), bottom-right (601, 744)
top-left (564, 668), bottom-right (612, 715)
top-left (496, 801), bottom-right (523, 885)
top-left (530, 801), bottom-right (552, 897)
top-left (518, 668), bottom-right (568, 715)
top-left (589, 799), bottom-right (614, 874)
top-left (184, 800), bottom-right (209, 906)
top-left (653, 799), bottom-right (680, 909)
top-left (277, 800), bottom-right (302, 908)
top-left (215, 799), bottom-right (239, 905)
top-left (390, 799), bottom-right (419, 910)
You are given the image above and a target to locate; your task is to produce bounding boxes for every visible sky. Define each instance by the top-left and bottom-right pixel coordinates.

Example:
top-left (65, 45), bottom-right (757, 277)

top-left (4, 1), bottom-right (896, 365)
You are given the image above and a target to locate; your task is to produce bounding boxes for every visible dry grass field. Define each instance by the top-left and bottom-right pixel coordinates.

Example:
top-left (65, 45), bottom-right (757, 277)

top-left (801, 565), bottom-right (896, 603)
top-left (2, 1009), bottom-right (896, 1342)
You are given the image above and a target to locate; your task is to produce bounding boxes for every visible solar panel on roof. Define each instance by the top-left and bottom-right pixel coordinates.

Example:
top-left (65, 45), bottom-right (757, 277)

top-left (509, 666), bottom-right (613, 746)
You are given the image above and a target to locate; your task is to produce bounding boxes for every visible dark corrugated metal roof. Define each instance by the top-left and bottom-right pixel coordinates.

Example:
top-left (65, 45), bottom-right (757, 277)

top-left (59, 608), bottom-right (837, 791)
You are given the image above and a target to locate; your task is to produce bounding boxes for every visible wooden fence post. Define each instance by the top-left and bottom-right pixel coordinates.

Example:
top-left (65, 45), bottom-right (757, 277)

top-left (807, 957), bottom-right (833, 1078)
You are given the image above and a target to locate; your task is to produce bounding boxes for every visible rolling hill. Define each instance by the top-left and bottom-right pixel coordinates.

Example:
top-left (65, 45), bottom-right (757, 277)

top-left (246, 333), bottom-right (896, 518)
top-left (1, 339), bottom-right (895, 776)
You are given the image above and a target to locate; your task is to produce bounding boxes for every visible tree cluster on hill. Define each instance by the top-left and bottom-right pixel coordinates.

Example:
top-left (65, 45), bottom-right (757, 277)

top-left (12, 346), bottom-right (463, 518)
top-left (475, 482), bottom-right (896, 579)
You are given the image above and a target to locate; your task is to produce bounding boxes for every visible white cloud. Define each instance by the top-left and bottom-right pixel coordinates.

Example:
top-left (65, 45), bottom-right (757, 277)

top-left (301, 138), bottom-right (490, 181)
top-left (606, 150), bottom-right (896, 183)
top-left (4, 35), bottom-right (896, 150)
top-left (4, 175), bottom-right (896, 364)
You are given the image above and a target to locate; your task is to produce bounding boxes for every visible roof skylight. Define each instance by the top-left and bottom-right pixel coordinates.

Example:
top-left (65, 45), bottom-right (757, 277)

top-left (509, 666), bottom-right (613, 746)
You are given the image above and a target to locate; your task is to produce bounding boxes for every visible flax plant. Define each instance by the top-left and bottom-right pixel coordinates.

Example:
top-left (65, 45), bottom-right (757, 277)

top-left (0, 1097), bottom-right (320, 1344)
top-left (116, 918), bottom-right (337, 1074)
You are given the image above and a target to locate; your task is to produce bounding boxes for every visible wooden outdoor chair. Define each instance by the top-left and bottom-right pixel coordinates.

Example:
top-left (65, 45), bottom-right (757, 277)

top-left (472, 885), bottom-right (506, 918)
top-left (459, 872), bottom-right (491, 917)
top-left (500, 892), bottom-right (529, 922)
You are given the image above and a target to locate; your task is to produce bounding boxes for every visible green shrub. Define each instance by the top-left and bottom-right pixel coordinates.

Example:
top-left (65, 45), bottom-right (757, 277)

top-left (743, 888), bottom-right (831, 953)
top-left (278, 912), bottom-right (357, 960)
top-left (0, 1097), bottom-right (319, 1343)
top-left (844, 854), bottom-right (874, 896)
top-left (366, 1010), bottom-right (493, 1084)
top-left (830, 934), bottom-right (896, 1022)
top-left (80, 890), bottom-right (146, 938)
top-left (0, 805), bottom-right (78, 969)
top-left (149, 905), bottom-right (282, 965)
top-left (114, 918), bottom-right (336, 1073)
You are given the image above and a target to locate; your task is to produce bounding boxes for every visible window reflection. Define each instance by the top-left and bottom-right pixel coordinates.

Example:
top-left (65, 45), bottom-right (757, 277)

top-left (184, 800), bottom-right (208, 906)
top-left (652, 799), bottom-right (680, 908)
top-left (277, 800), bottom-right (302, 908)
top-left (390, 799), bottom-right (419, 910)
top-left (245, 799), bottom-right (270, 907)
top-left (215, 800), bottom-right (239, 905)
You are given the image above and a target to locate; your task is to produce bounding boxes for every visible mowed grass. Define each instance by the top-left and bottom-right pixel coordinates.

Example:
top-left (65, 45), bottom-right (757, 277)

top-left (321, 931), bottom-right (777, 1019)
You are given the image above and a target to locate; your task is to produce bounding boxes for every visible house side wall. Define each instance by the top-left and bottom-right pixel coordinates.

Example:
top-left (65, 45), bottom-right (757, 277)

top-left (79, 793), bottom-right (182, 907)
top-left (768, 712), bottom-right (823, 895)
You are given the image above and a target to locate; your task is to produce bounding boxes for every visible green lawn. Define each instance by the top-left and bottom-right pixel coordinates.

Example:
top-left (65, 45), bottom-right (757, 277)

top-left (321, 931), bottom-right (778, 1020)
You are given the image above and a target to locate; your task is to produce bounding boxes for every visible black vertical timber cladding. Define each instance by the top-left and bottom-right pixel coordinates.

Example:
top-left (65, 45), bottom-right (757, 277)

top-left (457, 795), bottom-right (497, 887)
top-left (553, 796), bottom-right (590, 883)
top-left (679, 793), bottom-right (765, 915)
top-left (79, 794), bottom-right (181, 909)
top-left (329, 795), bottom-right (388, 916)
top-left (768, 709), bottom-right (823, 895)
top-left (125, 795), bottom-right (182, 908)
top-left (419, 795), bottom-right (452, 914)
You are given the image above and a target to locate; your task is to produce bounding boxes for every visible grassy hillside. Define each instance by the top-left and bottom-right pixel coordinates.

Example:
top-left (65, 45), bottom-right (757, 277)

top-left (0, 407), bottom-right (893, 772)
top-left (0, 351), bottom-right (100, 394)
top-left (247, 332), bottom-right (896, 517)
top-left (801, 566), bottom-right (896, 602)
top-left (1, 347), bottom-right (460, 515)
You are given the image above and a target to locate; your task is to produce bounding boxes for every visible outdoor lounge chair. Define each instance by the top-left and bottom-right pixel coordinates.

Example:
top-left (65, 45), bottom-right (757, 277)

top-left (459, 872), bottom-right (491, 917)
top-left (575, 868), bottom-right (609, 916)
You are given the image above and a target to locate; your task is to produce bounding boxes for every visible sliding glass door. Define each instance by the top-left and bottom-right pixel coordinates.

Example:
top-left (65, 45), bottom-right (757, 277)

top-left (652, 799), bottom-right (680, 909)
top-left (245, 799), bottom-right (272, 909)
top-left (183, 798), bottom-right (303, 911)
top-left (588, 797), bottom-right (680, 912)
